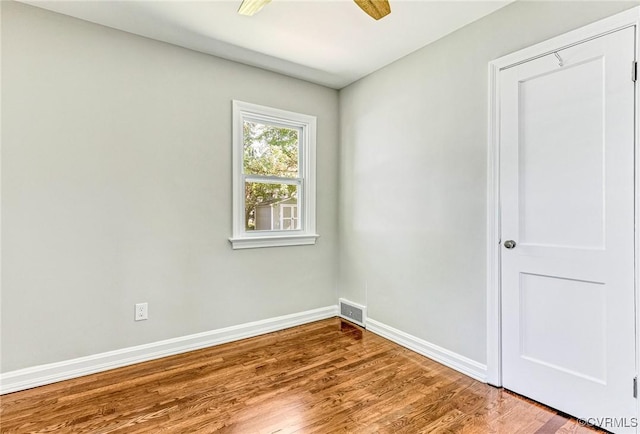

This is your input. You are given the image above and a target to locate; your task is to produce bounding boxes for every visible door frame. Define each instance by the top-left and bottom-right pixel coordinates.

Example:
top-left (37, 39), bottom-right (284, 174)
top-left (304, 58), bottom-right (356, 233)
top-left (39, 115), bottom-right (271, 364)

top-left (486, 7), bottom-right (640, 391)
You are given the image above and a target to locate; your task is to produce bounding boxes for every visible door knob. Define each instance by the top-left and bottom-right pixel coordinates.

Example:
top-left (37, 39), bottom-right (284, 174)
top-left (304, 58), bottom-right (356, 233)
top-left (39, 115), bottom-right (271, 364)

top-left (504, 240), bottom-right (516, 249)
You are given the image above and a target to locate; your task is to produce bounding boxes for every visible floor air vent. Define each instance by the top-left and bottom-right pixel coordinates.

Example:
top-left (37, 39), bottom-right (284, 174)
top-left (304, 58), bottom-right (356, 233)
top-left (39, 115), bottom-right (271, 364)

top-left (339, 299), bottom-right (366, 327)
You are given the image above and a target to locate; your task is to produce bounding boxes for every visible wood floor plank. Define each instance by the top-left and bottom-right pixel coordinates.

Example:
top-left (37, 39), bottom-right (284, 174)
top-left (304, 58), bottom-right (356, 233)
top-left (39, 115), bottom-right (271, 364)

top-left (0, 318), bottom-right (603, 433)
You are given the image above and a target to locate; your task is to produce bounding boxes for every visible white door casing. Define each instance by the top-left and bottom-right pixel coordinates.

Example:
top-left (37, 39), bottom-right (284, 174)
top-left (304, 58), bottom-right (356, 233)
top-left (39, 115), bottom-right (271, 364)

top-left (487, 8), bottom-right (640, 433)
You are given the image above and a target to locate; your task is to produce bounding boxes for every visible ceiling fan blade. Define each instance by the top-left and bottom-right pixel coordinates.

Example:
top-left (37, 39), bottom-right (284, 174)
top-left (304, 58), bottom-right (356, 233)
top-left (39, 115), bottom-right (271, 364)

top-left (354, 0), bottom-right (391, 20)
top-left (238, 0), bottom-right (271, 16)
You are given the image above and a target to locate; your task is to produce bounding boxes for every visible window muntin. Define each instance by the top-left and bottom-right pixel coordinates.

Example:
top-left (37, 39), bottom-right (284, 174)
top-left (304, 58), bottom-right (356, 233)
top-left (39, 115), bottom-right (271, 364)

top-left (230, 101), bottom-right (317, 249)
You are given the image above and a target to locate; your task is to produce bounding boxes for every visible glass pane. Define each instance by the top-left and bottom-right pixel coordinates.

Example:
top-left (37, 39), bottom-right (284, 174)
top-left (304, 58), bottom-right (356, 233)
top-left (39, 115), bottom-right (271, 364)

top-left (282, 217), bottom-right (297, 230)
top-left (243, 121), bottom-right (299, 178)
top-left (245, 182), bottom-right (298, 231)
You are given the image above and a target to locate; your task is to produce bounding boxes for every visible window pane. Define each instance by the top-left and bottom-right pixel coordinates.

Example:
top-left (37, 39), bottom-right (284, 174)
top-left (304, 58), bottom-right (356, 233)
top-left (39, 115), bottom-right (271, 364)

top-left (245, 182), bottom-right (299, 231)
top-left (280, 205), bottom-right (299, 230)
top-left (243, 121), bottom-right (299, 178)
top-left (282, 215), bottom-right (298, 230)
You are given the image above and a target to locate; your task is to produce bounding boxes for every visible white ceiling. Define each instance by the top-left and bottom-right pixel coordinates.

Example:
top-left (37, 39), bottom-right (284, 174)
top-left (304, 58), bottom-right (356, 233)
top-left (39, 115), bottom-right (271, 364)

top-left (21, 0), bottom-right (514, 89)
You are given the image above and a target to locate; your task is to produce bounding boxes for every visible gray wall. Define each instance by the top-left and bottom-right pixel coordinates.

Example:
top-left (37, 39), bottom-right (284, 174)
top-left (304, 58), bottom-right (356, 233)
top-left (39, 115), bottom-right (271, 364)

top-left (4, 0), bottom-right (639, 376)
top-left (1, 1), bottom-right (339, 372)
top-left (338, 1), bottom-right (639, 365)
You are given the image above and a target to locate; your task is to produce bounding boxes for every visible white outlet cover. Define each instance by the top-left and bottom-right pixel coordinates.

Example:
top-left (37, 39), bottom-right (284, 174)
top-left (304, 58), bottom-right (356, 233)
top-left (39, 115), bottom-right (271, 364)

top-left (135, 303), bottom-right (148, 321)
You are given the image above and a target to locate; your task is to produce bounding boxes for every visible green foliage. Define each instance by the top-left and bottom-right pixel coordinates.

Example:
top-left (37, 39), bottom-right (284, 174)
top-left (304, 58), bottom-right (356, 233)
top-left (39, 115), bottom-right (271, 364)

top-left (243, 122), bottom-right (299, 230)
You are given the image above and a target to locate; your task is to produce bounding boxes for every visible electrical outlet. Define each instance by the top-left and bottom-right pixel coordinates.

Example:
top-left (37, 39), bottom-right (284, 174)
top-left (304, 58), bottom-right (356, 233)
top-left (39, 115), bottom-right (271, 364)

top-left (135, 302), bottom-right (148, 321)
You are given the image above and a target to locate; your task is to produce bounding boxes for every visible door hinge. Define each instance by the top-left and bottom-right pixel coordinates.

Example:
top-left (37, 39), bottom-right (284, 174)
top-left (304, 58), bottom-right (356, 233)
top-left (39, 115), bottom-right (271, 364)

top-left (634, 377), bottom-right (637, 398)
top-left (633, 61), bottom-right (638, 82)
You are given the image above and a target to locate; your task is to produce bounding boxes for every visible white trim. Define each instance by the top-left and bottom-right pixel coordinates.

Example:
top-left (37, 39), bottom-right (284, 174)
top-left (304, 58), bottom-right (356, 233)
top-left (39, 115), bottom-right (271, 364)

top-left (0, 305), bottom-right (338, 395)
top-left (486, 6), bottom-right (640, 388)
top-left (367, 318), bottom-right (487, 383)
top-left (230, 100), bottom-right (317, 249)
top-left (486, 59), bottom-right (503, 387)
top-left (229, 233), bottom-right (319, 249)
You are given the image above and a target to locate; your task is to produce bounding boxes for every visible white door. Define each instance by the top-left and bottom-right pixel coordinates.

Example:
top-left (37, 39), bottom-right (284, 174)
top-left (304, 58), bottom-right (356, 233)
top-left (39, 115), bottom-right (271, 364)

top-left (500, 27), bottom-right (636, 431)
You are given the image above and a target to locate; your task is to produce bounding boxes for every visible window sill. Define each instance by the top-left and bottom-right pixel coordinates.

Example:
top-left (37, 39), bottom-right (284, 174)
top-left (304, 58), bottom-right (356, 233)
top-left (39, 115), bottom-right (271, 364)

top-left (229, 234), bottom-right (319, 250)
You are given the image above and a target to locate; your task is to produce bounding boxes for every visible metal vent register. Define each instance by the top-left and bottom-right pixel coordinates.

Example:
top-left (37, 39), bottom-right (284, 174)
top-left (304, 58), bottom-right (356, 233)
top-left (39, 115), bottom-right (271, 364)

top-left (339, 299), bottom-right (366, 327)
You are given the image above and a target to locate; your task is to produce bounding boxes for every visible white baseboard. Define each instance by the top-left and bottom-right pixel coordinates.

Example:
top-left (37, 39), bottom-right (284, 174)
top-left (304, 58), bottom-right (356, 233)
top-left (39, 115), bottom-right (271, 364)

top-left (366, 318), bottom-right (488, 383)
top-left (0, 305), bottom-right (338, 395)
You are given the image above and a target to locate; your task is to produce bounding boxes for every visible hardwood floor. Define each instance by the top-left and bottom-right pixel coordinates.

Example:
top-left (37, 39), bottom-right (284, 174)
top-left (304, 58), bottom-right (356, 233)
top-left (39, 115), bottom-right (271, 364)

top-left (0, 318), bottom-right (601, 433)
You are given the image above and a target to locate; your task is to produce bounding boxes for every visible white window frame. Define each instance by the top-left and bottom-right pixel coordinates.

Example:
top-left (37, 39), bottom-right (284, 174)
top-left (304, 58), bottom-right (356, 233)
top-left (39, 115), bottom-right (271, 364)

top-left (229, 100), bottom-right (318, 249)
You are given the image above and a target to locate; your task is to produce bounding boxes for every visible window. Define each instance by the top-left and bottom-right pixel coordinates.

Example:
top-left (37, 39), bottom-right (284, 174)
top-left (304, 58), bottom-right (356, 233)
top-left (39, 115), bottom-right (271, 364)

top-left (230, 101), bottom-right (318, 249)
